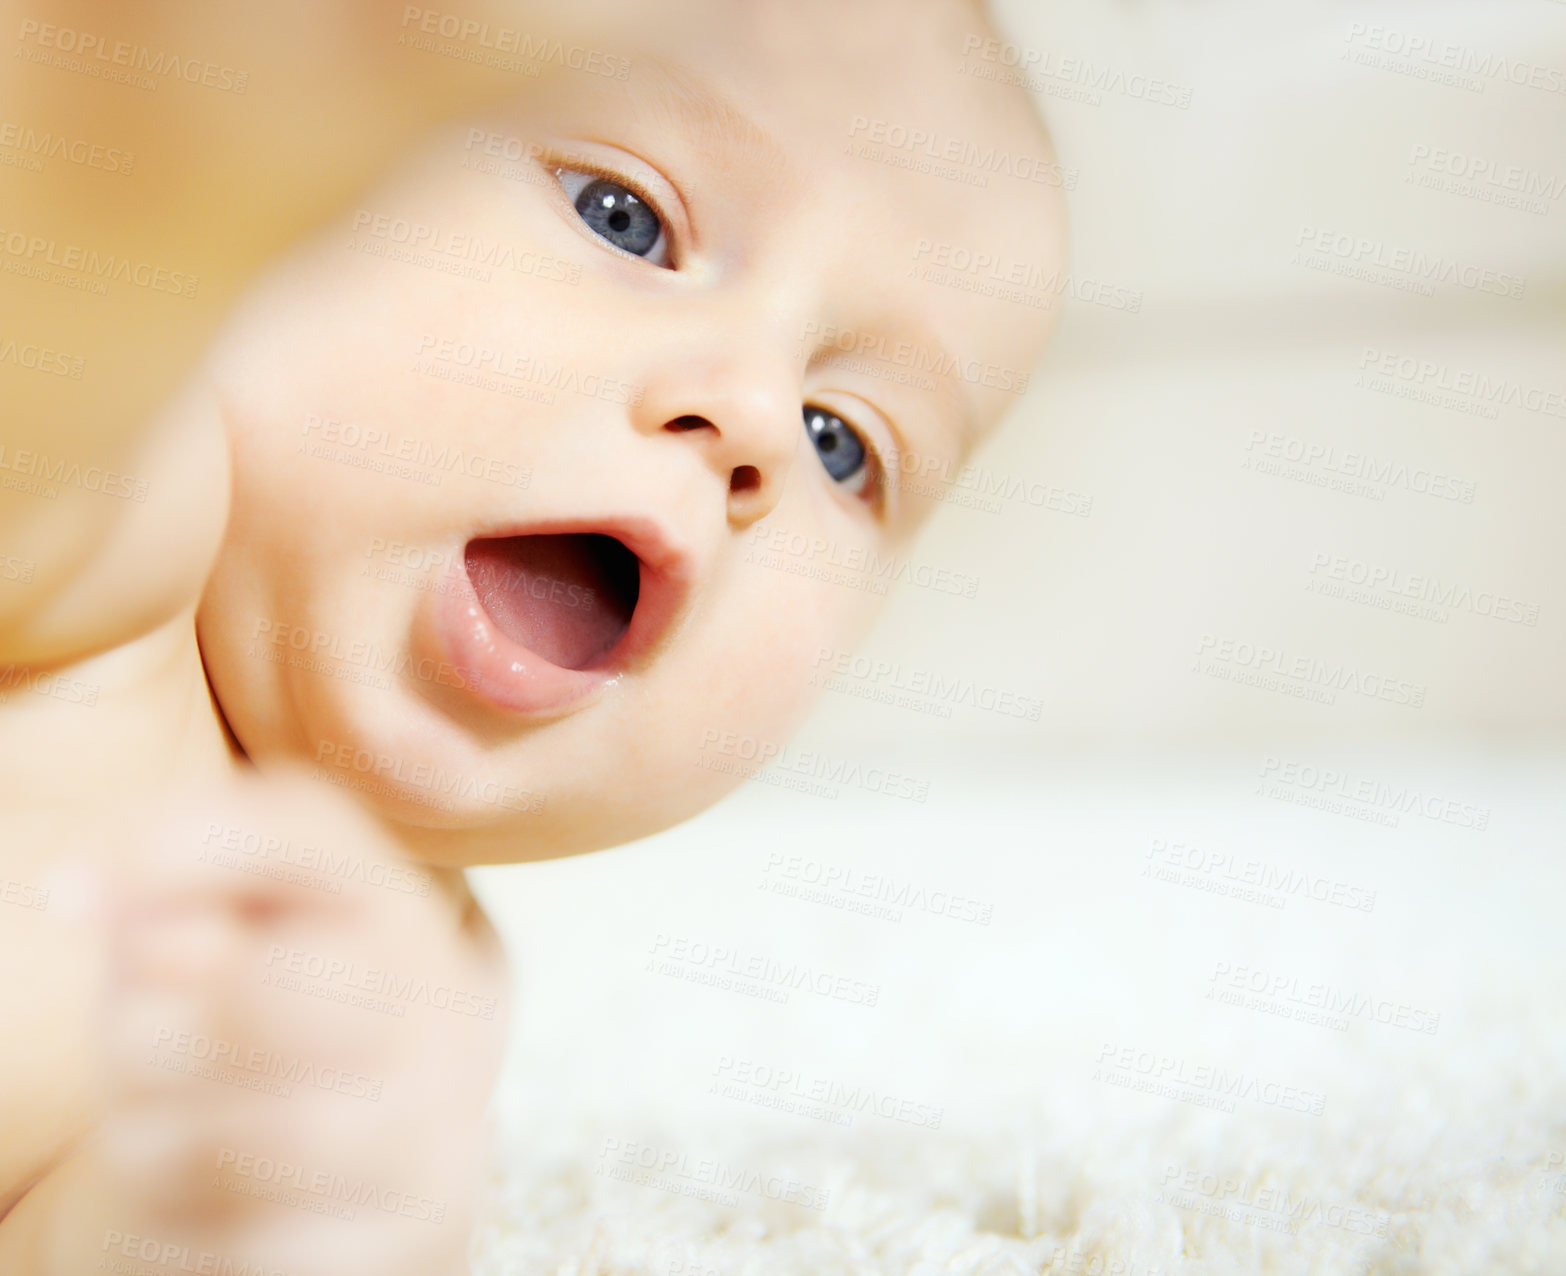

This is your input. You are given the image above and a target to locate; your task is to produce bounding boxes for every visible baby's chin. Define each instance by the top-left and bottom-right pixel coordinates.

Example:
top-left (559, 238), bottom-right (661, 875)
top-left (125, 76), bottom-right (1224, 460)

top-left (221, 666), bottom-right (715, 865)
top-left (264, 680), bottom-right (555, 834)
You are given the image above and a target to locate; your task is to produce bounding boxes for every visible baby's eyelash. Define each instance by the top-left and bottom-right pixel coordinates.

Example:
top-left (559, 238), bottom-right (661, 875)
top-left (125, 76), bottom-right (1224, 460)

top-left (842, 414), bottom-right (902, 520)
top-left (553, 158), bottom-right (663, 215)
top-left (554, 162), bottom-right (675, 269)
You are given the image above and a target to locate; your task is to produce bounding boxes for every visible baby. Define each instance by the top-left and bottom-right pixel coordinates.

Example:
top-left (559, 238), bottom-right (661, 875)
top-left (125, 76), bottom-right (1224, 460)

top-left (0, 0), bottom-right (1066, 1270)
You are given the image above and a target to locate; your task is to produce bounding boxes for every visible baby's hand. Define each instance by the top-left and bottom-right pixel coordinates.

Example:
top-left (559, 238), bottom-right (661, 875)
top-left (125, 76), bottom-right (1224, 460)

top-left (25, 770), bottom-right (508, 1276)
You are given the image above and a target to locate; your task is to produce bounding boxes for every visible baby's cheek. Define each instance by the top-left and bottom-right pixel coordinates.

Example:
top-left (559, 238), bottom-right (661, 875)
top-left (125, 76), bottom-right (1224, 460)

top-left (730, 542), bottom-right (884, 710)
top-left (633, 562), bottom-right (869, 820)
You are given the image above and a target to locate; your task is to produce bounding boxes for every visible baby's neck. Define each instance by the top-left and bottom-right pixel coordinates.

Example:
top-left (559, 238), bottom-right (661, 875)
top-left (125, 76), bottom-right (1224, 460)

top-left (0, 607), bottom-right (243, 817)
top-left (168, 606), bottom-right (257, 787)
top-left (190, 621), bottom-right (478, 913)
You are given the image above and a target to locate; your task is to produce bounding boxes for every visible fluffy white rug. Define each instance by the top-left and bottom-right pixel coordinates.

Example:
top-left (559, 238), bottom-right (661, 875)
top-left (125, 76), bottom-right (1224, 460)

top-left (468, 747), bottom-right (1566, 1275)
top-left (473, 1040), bottom-right (1566, 1274)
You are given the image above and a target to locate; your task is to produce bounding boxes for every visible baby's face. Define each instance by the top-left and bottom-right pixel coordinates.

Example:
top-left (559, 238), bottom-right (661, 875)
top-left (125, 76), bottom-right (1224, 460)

top-left (197, 0), bottom-right (1065, 864)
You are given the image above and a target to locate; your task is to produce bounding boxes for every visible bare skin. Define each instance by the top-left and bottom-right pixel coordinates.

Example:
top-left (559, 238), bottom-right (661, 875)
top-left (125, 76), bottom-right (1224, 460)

top-left (0, 0), bottom-right (1065, 1270)
top-left (0, 0), bottom-right (591, 666)
top-left (1, 770), bottom-right (506, 1275)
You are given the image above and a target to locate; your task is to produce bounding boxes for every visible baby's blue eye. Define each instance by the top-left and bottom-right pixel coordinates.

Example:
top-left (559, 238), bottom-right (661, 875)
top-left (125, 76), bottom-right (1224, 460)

top-left (557, 170), bottom-right (671, 267)
top-left (804, 407), bottom-right (871, 495)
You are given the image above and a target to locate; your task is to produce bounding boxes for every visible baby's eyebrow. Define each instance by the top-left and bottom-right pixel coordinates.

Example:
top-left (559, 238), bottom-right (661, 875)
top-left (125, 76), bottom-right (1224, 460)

top-left (857, 312), bottom-right (983, 450)
top-left (635, 55), bottom-right (804, 190)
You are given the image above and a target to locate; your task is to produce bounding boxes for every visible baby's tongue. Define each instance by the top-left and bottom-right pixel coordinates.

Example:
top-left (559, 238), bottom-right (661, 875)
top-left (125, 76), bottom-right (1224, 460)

top-left (465, 534), bottom-right (639, 670)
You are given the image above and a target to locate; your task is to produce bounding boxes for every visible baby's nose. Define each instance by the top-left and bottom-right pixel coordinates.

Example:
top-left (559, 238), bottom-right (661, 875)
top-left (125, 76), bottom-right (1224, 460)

top-left (630, 367), bottom-right (799, 529)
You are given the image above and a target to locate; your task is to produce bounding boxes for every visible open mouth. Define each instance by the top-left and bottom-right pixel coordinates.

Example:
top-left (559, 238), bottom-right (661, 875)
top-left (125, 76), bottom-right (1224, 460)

top-left (465, 533), bottom-right (641, 670)
top-left (432, 516), bottom-right (694, 719)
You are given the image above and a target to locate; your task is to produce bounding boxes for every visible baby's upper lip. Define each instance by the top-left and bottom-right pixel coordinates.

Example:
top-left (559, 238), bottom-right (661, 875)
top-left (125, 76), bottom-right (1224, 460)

top-left (466, 511), bottom-right (698, 669)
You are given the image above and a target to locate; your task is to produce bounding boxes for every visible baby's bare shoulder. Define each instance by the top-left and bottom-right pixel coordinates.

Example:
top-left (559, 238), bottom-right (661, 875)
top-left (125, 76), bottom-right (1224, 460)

top-left (0, 375), bottom-right (230, 671)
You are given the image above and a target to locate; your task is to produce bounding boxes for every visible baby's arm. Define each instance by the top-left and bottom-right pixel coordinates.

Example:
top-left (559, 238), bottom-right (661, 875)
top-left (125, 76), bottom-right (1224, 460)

top-left (0, 772), bottom-right (509, 1276)
top-left (0, 0), bottom-right (541, 668)
top-left (0, 378), bottom-right (231, 671)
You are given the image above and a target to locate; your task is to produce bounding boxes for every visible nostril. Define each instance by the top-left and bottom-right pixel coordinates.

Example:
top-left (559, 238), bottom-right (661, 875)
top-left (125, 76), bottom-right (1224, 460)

top-left (666, 415), bottom-right (713, 433)
top-left (730, 465), bottom-right (762, 495)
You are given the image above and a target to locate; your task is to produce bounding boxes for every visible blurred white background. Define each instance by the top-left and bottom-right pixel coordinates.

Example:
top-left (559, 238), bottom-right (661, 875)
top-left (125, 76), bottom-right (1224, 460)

top-left (846, 0), bottom-right (1566, 746)
top-left (474, 4), bottom-right (1566, 1271)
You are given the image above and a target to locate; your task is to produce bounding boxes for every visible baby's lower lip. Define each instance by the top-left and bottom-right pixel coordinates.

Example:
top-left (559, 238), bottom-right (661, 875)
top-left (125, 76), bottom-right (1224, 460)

top-left (434, 545), bottom-right (616, 719)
